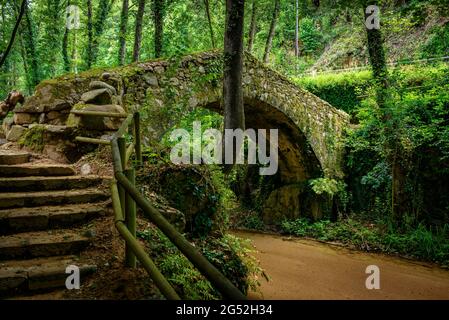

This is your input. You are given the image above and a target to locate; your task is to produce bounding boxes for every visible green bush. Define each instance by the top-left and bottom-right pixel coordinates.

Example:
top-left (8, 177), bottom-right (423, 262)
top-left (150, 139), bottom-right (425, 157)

top-left (280, 217), bottom-right (449, 266)
top-left (420, 23), bottom-right (449, 58)
top-left (299, 18), bottom-right (323, 55)
top-left (294, 70), bottom-right (372, 113)
top-left (138, 226), bottom-right (263, 299)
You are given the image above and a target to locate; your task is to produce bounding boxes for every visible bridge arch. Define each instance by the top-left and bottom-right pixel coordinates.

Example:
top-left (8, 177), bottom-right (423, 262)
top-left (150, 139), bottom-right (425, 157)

top-left (18, 51), bottom-right (349, 221)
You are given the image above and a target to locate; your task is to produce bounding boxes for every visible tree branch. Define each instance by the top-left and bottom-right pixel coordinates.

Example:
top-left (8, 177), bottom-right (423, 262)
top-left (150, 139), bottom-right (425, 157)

top-left (0, 0), bottom-right (27, 68)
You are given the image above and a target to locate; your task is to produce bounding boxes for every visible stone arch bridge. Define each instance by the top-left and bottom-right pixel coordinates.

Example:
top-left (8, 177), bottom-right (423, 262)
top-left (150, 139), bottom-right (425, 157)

top-left (9, 51), bottom-right (349, 221)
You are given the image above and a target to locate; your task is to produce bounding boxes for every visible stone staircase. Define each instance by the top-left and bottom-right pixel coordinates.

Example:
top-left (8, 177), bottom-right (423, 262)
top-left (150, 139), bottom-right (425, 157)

top-left (0, 150), bottom-right (110, 298)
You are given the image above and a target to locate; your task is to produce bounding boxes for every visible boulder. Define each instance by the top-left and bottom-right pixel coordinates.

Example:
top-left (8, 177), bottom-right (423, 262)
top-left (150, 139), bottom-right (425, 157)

top-left (2, 117), bottom-right (14, 133)
top-left (13, 113), bottom-right (38, 125)
top-left (143, 75), bottom-right (159, 87)
top-left (6, 125), bottom-right (27, 142)
top-left (16, 84), bottom-right (77, 113)
top-left (46, 111), bottom-right (61, 120)
top-left (81, 89), bottom-right (114, 105)
top-left (89, 81), bottom-right (117, 95)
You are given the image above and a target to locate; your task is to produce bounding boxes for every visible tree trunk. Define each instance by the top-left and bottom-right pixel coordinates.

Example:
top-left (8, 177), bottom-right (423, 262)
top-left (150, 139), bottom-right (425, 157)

top-left (86, 0), bottom-right (93, 68)
top-left (118, 0), bottom-right (129, 65)
top-left (295, 0), bottom-right (299, 57)
top-left (153, 0), bottom-right (164, 58)
top-left (132, 0), bottom-right (145, 62)
top-left (19, 34), bottom-right (31, 94)
top-left (92, 0), bottom-right (115, 66)
top-left (223, 0), bottom-right (245, 171)
top-left (62, 0), bottom-right (71, 72)
top-left (247, 0), bottom-right (256, 52)
top-left (364, 3), bottom-right (388, 94)
top-left (263, 0), bottom-right (280, 64)
top-left (203, 0), bottom-right (215, 48)
top-left (22, 0), bottom-right (40, 88)
top-left (0, 0), bottom-right (26, 69)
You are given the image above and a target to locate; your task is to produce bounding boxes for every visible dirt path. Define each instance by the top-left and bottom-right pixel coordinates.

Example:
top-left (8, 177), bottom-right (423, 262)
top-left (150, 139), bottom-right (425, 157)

top-left (232, 231), bottom-right (449, 300)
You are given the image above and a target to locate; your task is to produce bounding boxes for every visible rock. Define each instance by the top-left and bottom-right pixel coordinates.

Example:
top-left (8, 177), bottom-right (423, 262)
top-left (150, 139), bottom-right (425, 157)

top-left (188, 96), bottom-right (198, 108)
top-left (145, 191), bottom-right (186, 232)
top-left (83, 229), bottom-right (96, 238)
top-left (43, 144), bottom-right (69, 163)
top-left (46, 111), bottom-right (61, 120)
top-left (81, 89), bottom-right (113, 105)
top-left (89, 81), bottom-right (117, 95)
top-left (16, 84), bottom-right (77, 113)
top-left (39, 113), bottom-right (46, 124)
top-left (2, 117), bottom-right (13, 133)
top-left (154, 66), bottom-right (165, 74)
top-left (13, 113), bottom-right (37, 125)
top-left (143, 75), bottom-right (159, 87)
top-left (44, 125), bottom-right (69, 134)
top-left (81, 164), bottom-right (92, 175)
top-left (6, 125), bottom-right (27, 142)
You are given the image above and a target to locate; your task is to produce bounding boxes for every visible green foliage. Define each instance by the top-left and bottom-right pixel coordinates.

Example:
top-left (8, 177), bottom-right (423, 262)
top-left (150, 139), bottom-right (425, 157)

top-left (137, 226), bottom-right (263, 299)
top-left (345, 63), bottom-right (449, 225)
top-left (420, 23), bottom-right (449, 58)
top-left (309, 178), bottom-right (343, 197)
top-left (299, 17), bottom-right (323, 54)
top-left (280, 217), bottom-right (449, 266)
top-left (18, 126), bottom-right (45, 151)
top-left (294, 70), bottom-right (372, 113)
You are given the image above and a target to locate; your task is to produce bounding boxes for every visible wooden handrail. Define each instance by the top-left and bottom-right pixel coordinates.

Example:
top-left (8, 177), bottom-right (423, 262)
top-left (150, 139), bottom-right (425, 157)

top-left (74, 109), bottom-right (247, 300)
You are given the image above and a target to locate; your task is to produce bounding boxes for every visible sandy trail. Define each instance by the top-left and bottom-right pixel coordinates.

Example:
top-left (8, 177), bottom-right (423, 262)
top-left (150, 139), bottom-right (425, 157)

top-left (232, 230), bottom-right (449, 300)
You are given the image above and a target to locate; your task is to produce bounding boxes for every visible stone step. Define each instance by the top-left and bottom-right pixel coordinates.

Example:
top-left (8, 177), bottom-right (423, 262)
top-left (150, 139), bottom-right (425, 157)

top-left (0, 255), bottom-right (96, 296)
top-left (0, 164), bottom-right (75, 177)
top-left (0, 188), bottom-right (109, 209)
top-left (0, 231), bottom-right (93, 260)
top-left (0, 202), bottom-right (110, 235)
top-left (0, 175), bottom-right (107, 192)
top-left (0, 151), bottom-right (30, 165)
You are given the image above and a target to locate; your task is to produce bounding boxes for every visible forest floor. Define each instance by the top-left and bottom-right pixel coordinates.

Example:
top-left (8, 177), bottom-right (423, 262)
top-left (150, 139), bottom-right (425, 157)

top-left (235, 230), bottom-right (449, 300)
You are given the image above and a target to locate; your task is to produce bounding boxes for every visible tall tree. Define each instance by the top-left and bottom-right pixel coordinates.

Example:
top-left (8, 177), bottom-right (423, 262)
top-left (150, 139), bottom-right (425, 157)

top-left (118, 0), bottom-right (129, 65)
top-left (22, 0), bottom-right (40, 89)
top-left (223, 0), bottom-right (245, 170)
top-left (132, 0), bottom-right (145, 62)
top-left (295, 0), bottom-right (299, 57)
top-left (0, 0), bottom-right (26, 69)
top-left (263, 0), bottom-right (280, 64)
top-left (62, 0), bottom-right (71, 72)
top-left (247, 0), bottom-right (256, 52)
top-left (365, 3), bottom-right (388, 93)
top-left (86, 0), bottom-right (93, 68)
top-left (203, 0), bottom-right (215, 48)
top-left (153, 0), bottom-right (164, 58)
top-left (42, 0), bottom-right (63, 78)
top-left (86, 0), bottom-right (115, 68)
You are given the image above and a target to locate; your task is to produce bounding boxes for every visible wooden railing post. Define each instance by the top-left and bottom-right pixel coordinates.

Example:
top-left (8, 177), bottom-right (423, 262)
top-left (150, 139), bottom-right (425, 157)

top-left (117, 137), bottom-right (126, 215)
top-left (134, 112), bottom-right (142, 167)
top-left (125, 168), bottom-right (136, 268)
